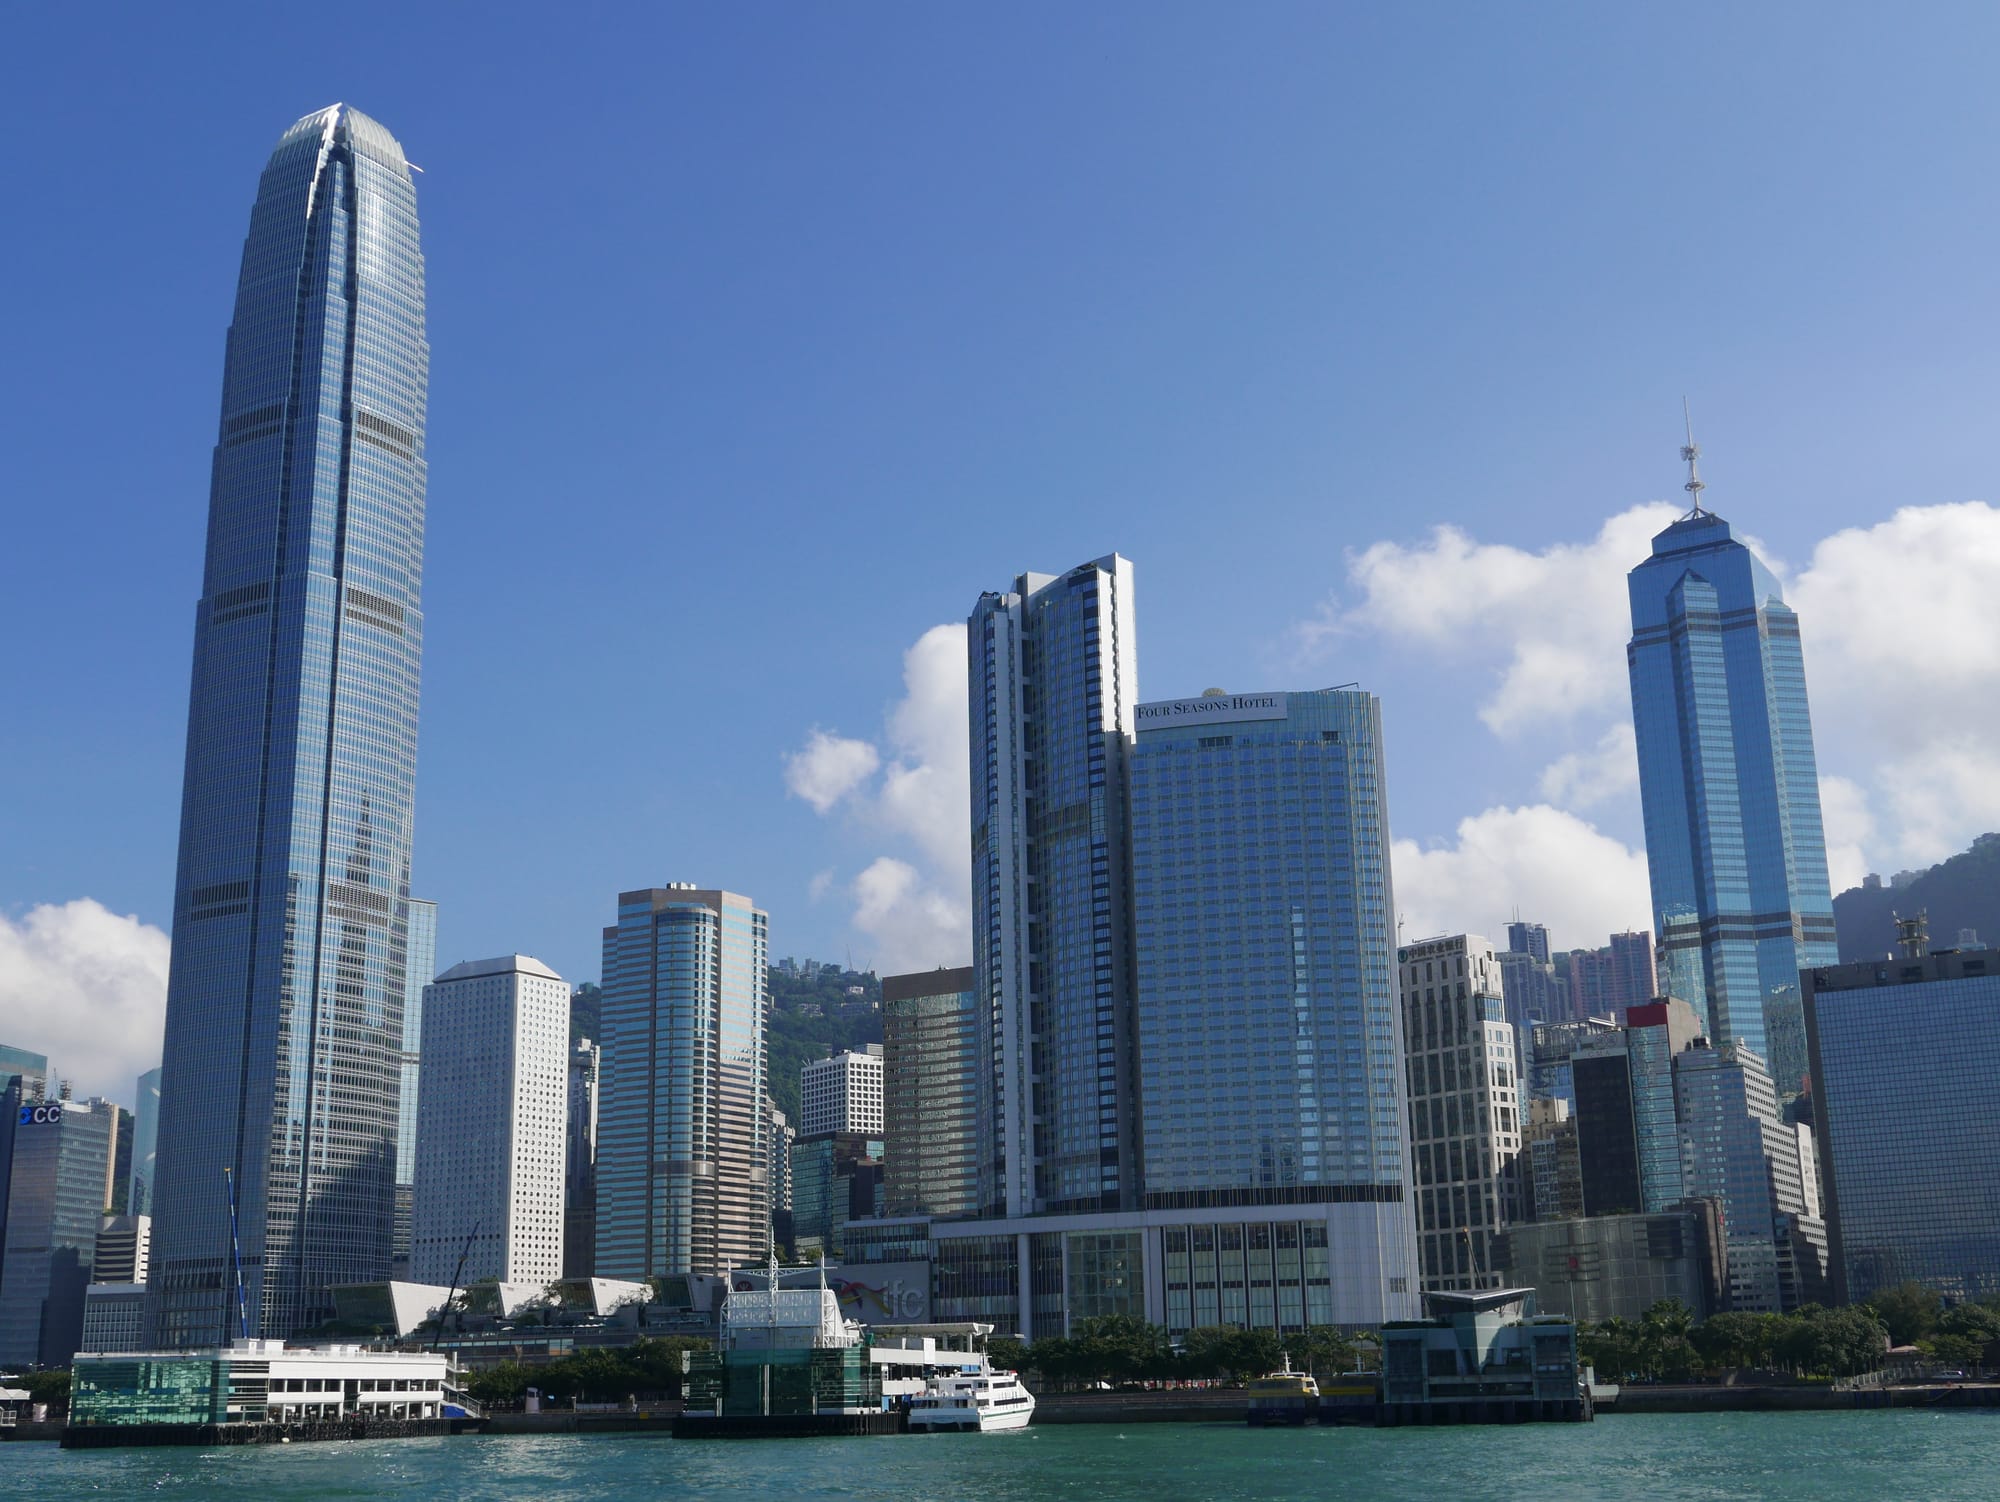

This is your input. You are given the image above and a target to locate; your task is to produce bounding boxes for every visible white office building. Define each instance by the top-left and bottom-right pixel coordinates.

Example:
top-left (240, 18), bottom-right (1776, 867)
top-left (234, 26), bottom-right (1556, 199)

top-left (801, 1047), bottom-right (884, 1136)
top-left (1399, 934), bottom-right (1523, 1293)
top-left (411, 956), bottom-right (570, 1287)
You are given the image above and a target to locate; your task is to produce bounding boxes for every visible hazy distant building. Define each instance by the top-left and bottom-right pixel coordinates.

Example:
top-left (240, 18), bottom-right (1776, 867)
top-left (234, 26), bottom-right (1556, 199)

top-left (1506, 922), bottom-right (1551, 965)
top-left (801, 1048), bottom-right (884, 1137)
top-left (882, 966), bottom-right (979, 1220)
top-left (128, 1068), bottom-right (161, 1220)
top-left (1627, 468), bottom-right (1837, 1054)
top-left (1400, 934), bottom-right (1521, 1291)
top-left (0, 1095), bottom-right (117, 1365)
top-left (411, 956), bottom-right (570, 1287)
top-left (0, 1045), bottom-right (51, 1290)
top-left (968, 553), bottom-right (1141, 1217)
top-left (1805, 950), bottom-right (2000, 1302)
top-left (597, 887), bottom-right (770, 1277)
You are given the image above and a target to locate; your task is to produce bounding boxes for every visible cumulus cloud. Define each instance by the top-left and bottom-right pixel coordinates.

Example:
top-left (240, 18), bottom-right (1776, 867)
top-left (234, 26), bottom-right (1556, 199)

top-left (1536, 722), bottom-right (1637, 811)
top-left (0, 900), bottom-right (168, 1104)
top-left (1312, 498), bottom-right (2000, 887)
top-left (783, 731), bottom-right (881, 813)
top-left (785, 625), bottom-right (971, 972)
top-left (1392, 806), bottom-right (1654, 949)
top-left (1299, 504), bottom-right (1680, 736)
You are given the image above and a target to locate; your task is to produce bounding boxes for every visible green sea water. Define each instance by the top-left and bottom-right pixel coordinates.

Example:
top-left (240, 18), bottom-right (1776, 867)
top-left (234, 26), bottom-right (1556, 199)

top-left (10, 1414), bottom-right (2000, 1501)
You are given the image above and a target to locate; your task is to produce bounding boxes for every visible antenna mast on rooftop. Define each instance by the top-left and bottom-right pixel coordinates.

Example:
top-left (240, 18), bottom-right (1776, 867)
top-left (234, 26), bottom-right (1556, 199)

top-left (1680, 398), bottom-right (1708, 517)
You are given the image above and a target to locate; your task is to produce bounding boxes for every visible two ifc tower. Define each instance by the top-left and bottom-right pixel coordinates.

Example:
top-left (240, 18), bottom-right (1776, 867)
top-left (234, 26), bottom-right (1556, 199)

top-left (149, 105), bottom-right (427, 1345)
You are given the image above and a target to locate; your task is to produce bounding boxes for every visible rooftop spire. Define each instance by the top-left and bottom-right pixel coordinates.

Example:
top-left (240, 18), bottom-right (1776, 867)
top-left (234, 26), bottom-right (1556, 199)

top-left (1680, 398), bottom-right (1708, 517)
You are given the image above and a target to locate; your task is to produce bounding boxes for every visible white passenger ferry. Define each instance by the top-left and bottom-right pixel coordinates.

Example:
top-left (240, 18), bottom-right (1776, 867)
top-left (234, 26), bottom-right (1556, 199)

top-left (907, 1368), bottom-right (1036, 1432)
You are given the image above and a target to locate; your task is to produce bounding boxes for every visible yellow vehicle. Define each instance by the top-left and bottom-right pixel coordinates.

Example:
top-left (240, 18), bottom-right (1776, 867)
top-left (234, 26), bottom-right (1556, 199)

top-left (1245, 1355), bottom-right (1320, 1427)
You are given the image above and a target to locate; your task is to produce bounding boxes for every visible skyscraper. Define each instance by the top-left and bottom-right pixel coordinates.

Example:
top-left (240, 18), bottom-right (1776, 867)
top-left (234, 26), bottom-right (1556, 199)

top-left (148, 104), bottom-right (428, 1345)
top-left (882, 966), bottom-right (980, 1220)
top-left (411, 956), bottom-right (570, 1288)
top-left (564, 1037), bottom-right (600, 1277)
top-left (596, 887), bottom-right (769, 1277)
top-left (1627, 437), bottom-right (1837, 1056)
top-left (0, 1095), bottom-right (117, 1366)
top-left (800, 1048), bottom-right (884, 1136)
top-left (968, 554), bottom-right (1140, 1218)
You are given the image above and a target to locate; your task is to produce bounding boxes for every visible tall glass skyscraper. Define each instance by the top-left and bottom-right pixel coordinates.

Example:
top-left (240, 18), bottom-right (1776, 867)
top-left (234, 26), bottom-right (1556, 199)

top-left (1626, 465), bottom-right (1836, 1058)
top-left (148, 105), bottom-right (428, 1345)
top-left (968, 555), bottom-right (1140, 1217)
top-left (596, 887), bottom-right (769, 1276)
top-left (393, 897), bottom-right (437, 1274)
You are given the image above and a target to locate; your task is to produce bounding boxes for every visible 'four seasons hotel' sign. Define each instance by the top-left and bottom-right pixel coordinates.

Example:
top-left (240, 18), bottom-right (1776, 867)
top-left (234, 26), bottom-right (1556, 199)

top-left (1134, 692), bottom-right (1288, 729)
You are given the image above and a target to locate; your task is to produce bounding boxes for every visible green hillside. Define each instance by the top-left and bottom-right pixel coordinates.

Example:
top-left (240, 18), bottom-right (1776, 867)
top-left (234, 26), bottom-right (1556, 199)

top-left (1833, 833), bottom-right (2000, 961)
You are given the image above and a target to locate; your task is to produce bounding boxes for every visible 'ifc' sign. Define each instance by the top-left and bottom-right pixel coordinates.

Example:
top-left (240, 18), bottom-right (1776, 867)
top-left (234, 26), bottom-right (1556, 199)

top-left (18, 1104), bottom-right (63, 1126)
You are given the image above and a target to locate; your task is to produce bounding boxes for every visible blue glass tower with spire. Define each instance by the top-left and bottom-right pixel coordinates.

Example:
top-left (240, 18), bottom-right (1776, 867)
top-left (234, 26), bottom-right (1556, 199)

top-left (1626, 429), bottom-right (1836, 1080)
top-left (147, 105), bottom-right (428, 1345)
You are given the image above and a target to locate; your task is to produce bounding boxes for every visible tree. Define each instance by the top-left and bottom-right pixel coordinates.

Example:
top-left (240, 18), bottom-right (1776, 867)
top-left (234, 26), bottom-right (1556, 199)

top-left (1290, 1326), bottom-right (1360, 1378)
top-left (25, 1369), bottom-right (70, 1415)
top-left (1867, 1283), bottom-right (1942, 1346)
top-left (1639, 1299), bottom-right (1697, 1381)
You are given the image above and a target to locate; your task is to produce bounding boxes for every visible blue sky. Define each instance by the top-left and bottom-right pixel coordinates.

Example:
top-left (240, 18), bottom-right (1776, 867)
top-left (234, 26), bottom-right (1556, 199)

top-left (10, 3), bottom-right (2000, 1098)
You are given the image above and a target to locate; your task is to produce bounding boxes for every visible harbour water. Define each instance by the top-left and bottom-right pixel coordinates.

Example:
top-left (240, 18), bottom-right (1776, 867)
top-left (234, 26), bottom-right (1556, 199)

top-left (11, 1412), bottom-right (2000, 1501)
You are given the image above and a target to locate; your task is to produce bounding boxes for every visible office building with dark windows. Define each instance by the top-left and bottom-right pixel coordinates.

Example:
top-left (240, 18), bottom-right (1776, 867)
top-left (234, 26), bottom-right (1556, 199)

top-left (882, 966), bottom-right (980, 1220)
top-left (1399, 934), bottom-right (1522, 1292)
top-left (596, 887), bottom-right (769, 1277)
top-left (1804, 950), bottom-right (2000, 1303)
top-left (146, 104), bottom-right (428, 1346)
top-left (968, 554), bottom-right (1141, 1218)
top-left (1626, 441), bottom-right (1837, 1058)
top-left (0, 1095), bottom-right (118, 1366)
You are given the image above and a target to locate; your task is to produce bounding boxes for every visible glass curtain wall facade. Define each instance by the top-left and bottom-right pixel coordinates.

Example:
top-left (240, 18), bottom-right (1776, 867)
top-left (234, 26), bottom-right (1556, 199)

top-left (597, 887), bottom-right (769, 1276)
top-left (968, 555), bottom-right (1140, 1217)
top-left (0, 1096), bottom-right (117, 1366)
top-left (882, 966), bottom-right (980, 1219)
top-left (1804, 954), bottom-right (2000, 1302)
top-left (129, 1068), bottom-right (162, 1219)
top-left (392, 897), bottom-right (436, 1274)
top-left (1130, 691), bottom-right (1412, 1211)
top-left (1627, 508), bottom-right (1837, 1056)
top-left (149, 105), bottom-right (428, 1346)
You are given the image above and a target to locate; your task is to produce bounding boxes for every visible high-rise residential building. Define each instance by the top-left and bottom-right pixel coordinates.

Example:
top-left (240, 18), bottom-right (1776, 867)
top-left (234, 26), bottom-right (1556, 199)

top-left (0, 1095), bottom-right (117, 1365)
top-left (1130, 687), bottom-right (1418, 1319)
top-left (94, 1214), bottom-right (153, 1285)
top-left (801, 1047), bottom-right (884, 1136)
top-left (1399, 934), bottom-right (1521, 1291)
top-left (393, 897), bottom-right (437, 1278)
top-left (128, 1068), bottom-right (161, 1219)
top-left (882, 966), bottom-right (980, 1220)
top-left (0, 1045), bottom-right (51, 1289)
top-left (564, 1037), bottom-right (600, 1277)
top-left (1673, 1038), bottom-right (1826, 1312)
top-left (1627, 448), bottom-right (1837, 1055)
top-left (1804, 950), bottom-right (2000, 1303)
top-left (1562, 933), bottom-right (1657, 1026)
top-left (597, 887), bottom-right (769, 1276)
top-left (968, 553), bottom-right (1140, 1217)
top-left (410, 956), bottom-right (570, 1287)
top-left (148, 104), bottom-right (428, 1347)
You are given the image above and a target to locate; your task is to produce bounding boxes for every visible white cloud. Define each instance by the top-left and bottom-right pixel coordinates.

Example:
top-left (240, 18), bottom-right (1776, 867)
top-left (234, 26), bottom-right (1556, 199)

top-left (783, 731), bottom-right (880, 814)
top-left (0, 900), bottom-right (168, 1104)
top-left (1536, 722), bottom-right (1637, 811)
top-left (786, 624), bottom-right (972, 973)
top-left (1392, 806), bottom-right (1654, 952)
top-left (1302, 504), bottom-right (1680, 737)
top-left (1310, 498), bottom-right (2000, 888)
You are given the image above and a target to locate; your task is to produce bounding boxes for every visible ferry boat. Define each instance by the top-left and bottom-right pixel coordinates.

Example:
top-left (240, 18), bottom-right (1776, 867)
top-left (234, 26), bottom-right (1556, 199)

top-left (907, 1369), bottom-right (1036, 1432)
top-left (1245, 1354), bottom-right (1320, 1426)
